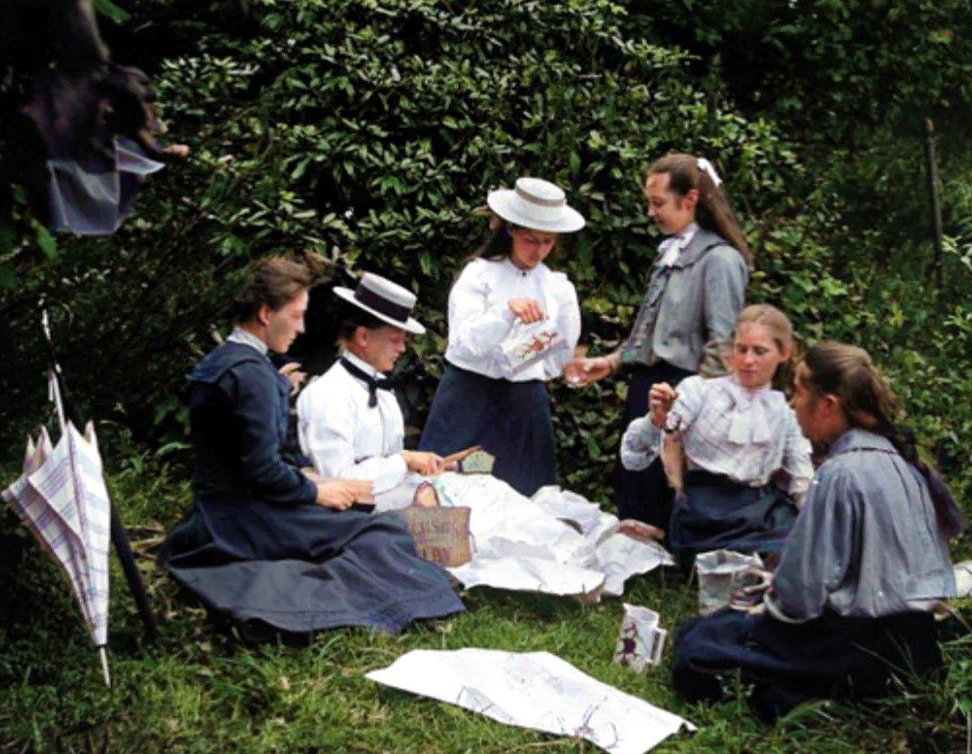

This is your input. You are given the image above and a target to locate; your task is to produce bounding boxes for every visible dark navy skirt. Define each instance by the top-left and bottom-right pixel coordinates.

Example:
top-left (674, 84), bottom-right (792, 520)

top-left (673, 608), bottom-right (943, 722)
top-left (159, 499), bottom-right (464, 637)
top-left (418, 362), bottom-right (556, 497)
top-left (669, 470), bottom-right (798, 565)
top-left (614, 361), bottom-right (694, 528)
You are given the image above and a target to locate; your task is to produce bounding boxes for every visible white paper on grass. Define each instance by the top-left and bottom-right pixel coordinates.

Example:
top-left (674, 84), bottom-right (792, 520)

top-left (433, 474), bottom-right (673, 599)
top-left (366, 648), bottom-right (694, 754)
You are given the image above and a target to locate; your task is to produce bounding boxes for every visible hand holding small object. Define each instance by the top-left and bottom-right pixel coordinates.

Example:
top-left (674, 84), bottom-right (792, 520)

top-left (563, 355), bottom-right (615, 386)
top-left (402, 450), bottom-right (447, 476)
top-left (729, 569), bottom-right (774, 613)
top-left (316, 479), bottom-right (374, 510)
top-left (649, 382), bottom-right (677, 429)
top-left (507, 297), bottom-right (545, 324)
top-left (279, 362), bottom-right (308, 394)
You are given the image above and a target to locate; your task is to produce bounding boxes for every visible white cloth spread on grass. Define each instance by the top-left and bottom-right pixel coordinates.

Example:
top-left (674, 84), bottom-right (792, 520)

top-left (366, 648), bottom-right (694, 754)
top-left (375, 473), bottom-right (673, 599)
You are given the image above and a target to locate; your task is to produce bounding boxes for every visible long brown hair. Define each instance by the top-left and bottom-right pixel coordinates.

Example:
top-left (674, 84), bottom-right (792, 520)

top-left (800, 342), bottom-right (962, 537)
top-left (647, 153), bottom-right (752, 267)
top-left (232, 250), bottom-right (328, 324)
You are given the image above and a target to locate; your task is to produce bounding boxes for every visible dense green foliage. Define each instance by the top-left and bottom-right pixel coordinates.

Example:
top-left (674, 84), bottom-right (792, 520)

top-left (2, 0), bottom-right (970, 509)
top-left (1, 1), bottom-right (972, 749)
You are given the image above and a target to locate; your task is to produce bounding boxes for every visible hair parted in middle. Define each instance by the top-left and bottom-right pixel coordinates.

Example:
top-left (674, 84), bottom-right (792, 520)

top-left (735, 303), bottom-right (798, 389)
top-left (647, 153), bottom-right (752, 267)
top-left (468, 214), bottom-right (562, 265)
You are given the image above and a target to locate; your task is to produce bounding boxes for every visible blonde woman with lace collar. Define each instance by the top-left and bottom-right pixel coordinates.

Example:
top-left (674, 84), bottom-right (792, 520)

top-left (620, 304), bottom-right (812, 568)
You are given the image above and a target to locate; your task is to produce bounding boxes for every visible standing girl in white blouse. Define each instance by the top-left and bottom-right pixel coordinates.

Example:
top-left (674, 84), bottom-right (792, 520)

top-left (620, 304), bottom-right (812, 564)
top-left (418, 177), bottom-right (585, 496)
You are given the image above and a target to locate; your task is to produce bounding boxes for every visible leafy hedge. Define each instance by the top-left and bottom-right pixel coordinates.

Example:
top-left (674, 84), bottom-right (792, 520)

top-left (1, 0), bottom-right (970, 526)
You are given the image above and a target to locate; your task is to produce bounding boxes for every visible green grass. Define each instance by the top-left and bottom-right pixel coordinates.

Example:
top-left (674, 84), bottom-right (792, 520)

top-left (1, 454), bottom-right (970, 754)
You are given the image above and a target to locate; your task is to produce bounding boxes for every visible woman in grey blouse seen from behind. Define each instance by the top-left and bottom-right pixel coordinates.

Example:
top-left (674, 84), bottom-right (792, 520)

top-left (671, 341), bottom-right (961, 723)
top-left (565, 153), bottom-right (750, 531)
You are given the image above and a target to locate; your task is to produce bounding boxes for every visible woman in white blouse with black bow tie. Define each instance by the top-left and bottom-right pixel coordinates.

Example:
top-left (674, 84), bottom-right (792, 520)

top-left (621, 304), bottom-right (812, 566)
top-left (418, 177), bottom-right (585, 497)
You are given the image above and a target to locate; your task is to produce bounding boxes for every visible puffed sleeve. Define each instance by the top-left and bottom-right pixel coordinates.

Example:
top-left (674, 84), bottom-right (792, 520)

top-left (771, 465), bottom-right (860, 621)
top-left (780, 406), bottom-right (813, 500)
top-left (296, 383), bottom-right (407, 494)
top-left (447, 260), bottom-right (517, 360)
top-left (545, 271), bottom-right (581, 376)
top-left (701, 245), bottom-right (747, 344)
top-left (619, 375), bottom-right (707, 470)
top-left (226, 362), bottom-right (317, 507)
top-left (620, 416), bottom-right (662, 470)
top-left (665, 374), bottom-right (707, 431)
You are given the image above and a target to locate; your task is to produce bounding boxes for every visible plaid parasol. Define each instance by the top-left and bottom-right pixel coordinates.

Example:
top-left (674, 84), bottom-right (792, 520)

top-left (2, 373), bottom-right (112, 685)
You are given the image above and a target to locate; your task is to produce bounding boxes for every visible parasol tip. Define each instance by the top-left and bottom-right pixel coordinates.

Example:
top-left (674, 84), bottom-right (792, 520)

top-left (99, 646), bottom-right (111, 688)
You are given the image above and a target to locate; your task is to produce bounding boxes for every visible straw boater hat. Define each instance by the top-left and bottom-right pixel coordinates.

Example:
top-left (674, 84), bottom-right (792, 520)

top-left (486, 177), bottom-right (585, 234)
top-left (333, 272), bottom-right (426, 335)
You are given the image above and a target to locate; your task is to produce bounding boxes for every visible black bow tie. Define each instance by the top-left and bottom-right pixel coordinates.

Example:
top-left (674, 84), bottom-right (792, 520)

top-left (340, 357), bottom-right (395, 408)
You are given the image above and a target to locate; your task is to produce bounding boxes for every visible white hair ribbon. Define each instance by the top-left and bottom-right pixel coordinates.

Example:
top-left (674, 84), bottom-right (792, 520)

top-left (696, 157), bottom-right (722, 187)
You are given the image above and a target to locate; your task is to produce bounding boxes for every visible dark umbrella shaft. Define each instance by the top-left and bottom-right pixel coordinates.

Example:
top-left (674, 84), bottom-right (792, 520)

top-left (109, 504), bottom-right (157, 642)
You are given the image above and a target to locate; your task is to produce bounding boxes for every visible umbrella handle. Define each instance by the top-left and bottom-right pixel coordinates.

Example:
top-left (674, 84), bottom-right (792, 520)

top-left (41, 307), bottom-right (68, 432)
top-left (47, 370), bottom-right (67, 433)
top-left (99, 646), bottom-right (111, 687)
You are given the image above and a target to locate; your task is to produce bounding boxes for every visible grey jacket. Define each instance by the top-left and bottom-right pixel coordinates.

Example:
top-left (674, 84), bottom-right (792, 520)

top-left (772, 429), bottom-right (956, 620)
top-left (620, 228), bottom-right (748, 372)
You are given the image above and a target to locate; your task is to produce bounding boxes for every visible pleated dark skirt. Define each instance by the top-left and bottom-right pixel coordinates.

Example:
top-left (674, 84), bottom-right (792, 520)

top-left (669, 470), bottom-right (798, 564)
top-left (159, 499), bottom-right (464, 636)
top-left (418, 362), bottom-right (556, 497)
top-left (672, 608), bottom-right (942, 722)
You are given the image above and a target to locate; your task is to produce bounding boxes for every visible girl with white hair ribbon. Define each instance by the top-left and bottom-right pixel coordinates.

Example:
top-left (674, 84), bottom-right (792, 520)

top-left (418, 177), bottom-right (585, 497)
top-left (565, 153), bottom-right (751, 532)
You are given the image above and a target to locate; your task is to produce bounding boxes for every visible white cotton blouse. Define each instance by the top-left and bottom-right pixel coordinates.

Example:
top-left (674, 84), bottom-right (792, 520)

top-left (620, 374), bottom-right (813, 497)
top-left (296, 351), bottom-right (408, 494)
top-left (444, 257), bottom-right (581, 381)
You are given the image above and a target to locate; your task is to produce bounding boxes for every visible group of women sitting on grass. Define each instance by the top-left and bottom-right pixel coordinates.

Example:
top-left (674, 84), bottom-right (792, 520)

top-left (160, 152), bottom-right (962, 722)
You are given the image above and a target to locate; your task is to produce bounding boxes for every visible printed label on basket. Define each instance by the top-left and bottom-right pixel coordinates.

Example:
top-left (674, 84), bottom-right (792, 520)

top-left (400, 505), bottom-right (472, 567)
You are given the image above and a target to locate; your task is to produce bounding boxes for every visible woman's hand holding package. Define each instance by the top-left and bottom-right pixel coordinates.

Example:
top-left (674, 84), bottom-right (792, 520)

top-left (315, 479), bottom-right (374, 510)
top-left (507, 297), bottom-right (545, 324)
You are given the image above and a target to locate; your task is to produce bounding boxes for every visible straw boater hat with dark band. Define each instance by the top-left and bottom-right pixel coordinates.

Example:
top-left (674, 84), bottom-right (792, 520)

top-left (333, 272), bottom-right (426, 335)
top-left (486, 177), bottom-right (585, 234)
